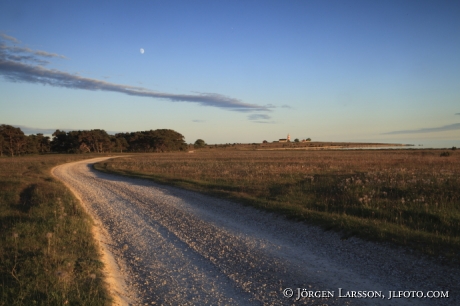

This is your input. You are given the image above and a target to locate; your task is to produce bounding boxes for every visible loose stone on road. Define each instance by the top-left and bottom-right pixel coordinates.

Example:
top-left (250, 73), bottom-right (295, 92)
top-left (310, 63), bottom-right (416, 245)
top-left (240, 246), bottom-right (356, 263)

top-left (53, 158), bottom-right (458, 305)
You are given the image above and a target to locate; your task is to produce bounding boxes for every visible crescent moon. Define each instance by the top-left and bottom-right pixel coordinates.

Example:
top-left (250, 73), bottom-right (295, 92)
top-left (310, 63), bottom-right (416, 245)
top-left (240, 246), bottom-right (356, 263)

top-left (140, 48), bottom-right (144, 54)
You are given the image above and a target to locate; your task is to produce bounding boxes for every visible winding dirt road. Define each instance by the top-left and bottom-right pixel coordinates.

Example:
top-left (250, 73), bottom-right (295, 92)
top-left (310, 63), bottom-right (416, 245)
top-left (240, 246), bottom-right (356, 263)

top-left (52, 158), bottom-right (458, 305)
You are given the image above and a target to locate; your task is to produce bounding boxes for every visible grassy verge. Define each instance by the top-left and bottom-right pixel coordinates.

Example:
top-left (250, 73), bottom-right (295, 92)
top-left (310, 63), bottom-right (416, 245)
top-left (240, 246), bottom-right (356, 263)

top-left (1, 154), bottom-right (111, 306)
top-left (94, 149), bottom-right (460, 262)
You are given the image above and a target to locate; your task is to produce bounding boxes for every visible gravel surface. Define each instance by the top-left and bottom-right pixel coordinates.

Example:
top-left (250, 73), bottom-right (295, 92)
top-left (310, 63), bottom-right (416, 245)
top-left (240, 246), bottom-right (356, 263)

top-left (52, 158), bottom-right (459, 306)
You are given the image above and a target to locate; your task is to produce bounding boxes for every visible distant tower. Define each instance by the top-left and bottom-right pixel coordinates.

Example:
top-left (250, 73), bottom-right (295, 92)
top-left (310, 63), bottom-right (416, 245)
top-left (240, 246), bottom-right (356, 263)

top-left (287, 133), bottom-right (291, 141)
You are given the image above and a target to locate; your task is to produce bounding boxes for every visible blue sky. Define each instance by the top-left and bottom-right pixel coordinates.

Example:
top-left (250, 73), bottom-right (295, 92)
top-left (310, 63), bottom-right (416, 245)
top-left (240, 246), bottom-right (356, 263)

top-left (1, 0), bottom-right (459, 147)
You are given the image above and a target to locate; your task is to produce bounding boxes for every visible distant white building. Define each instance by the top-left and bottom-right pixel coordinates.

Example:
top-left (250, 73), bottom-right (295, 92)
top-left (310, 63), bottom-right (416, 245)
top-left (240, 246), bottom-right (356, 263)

top-left (279, 134), bottom-right (291, 142)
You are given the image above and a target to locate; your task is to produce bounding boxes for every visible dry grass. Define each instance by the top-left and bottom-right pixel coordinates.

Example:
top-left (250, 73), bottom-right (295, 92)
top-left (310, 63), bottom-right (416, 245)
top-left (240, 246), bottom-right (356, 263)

top-left (95, 149), bottom-right (460, 261)
top-left (0, 154), bottom-right (112, 305)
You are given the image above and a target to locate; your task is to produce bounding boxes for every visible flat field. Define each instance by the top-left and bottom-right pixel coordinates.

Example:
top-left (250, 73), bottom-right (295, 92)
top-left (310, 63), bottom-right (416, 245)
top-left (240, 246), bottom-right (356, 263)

top-left (0, 154), bottom-right (111, 305)
top-left (95, 149), bottom-right (460, 260)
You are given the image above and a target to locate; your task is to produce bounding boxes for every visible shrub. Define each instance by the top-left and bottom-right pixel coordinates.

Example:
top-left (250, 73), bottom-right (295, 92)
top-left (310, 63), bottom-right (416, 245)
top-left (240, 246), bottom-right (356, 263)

top-left (440, 151), bottom-right (450, 157)
top-left (194, 139), bottom-right (206, 149)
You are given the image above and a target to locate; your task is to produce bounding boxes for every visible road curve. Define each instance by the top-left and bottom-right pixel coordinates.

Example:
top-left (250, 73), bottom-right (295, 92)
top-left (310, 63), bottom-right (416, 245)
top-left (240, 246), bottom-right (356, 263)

top-left (52, 158), bottom-right (458, 306)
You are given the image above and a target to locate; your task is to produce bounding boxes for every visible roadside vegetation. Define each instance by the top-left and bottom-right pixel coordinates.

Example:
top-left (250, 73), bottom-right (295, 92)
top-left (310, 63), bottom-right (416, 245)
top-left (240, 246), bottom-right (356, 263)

top-left (0, 154), bottom-right (111, 305)
top-left (0, 124), bottom-right (187, 156)
top-left (95, 149), bottom-right (460, 261)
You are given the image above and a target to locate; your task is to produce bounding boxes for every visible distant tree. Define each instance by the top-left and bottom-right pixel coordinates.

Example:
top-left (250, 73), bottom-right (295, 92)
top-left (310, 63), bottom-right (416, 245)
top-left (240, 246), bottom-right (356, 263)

top-left (25, 133), bottom-right (51, 154)
top-left (1, 126), bottom-right (188, 155)
top-left (194, 139), bottom-right (206, 149)
top-left (306, 138), bottom-right (311, 141)
top-left (112, 135), bottom-right (129, 153)
top-left (0, 124), bottom-right (26, 157)
top-left (37, 134), bottom-right (51, 153)
top-left (49, 128), bottom-right (186, 154)
top-left (25, 135), bottom-right (40, 154)
top-left (79, 129), bottom-right (111, 153)
top-left (294, 138), bottom-right (300, 142)
top-left (115, 129), bottom-right (186, 152)
top-left (51, 130), bottom-right (83, 153)
top-left (149, 129), bottom-right (187, 152)
top-left (263, 140), bottom-right (268, 143)
top-left (0, 127), bottom-right (50, 156)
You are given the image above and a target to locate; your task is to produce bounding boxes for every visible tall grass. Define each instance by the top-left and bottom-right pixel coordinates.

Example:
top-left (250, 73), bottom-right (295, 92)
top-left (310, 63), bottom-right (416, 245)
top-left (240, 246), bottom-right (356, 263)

top-left (0, 154), bottom-right (111, 305)
top-left (95, 149), bottom-right (460, 260)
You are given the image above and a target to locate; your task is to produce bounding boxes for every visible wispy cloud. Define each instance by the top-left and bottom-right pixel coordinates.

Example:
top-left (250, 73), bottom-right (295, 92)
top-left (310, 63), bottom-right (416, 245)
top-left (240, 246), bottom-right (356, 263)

top-left (383, 123), bottom-right (460, 135)
top-left (248, 114), bottom-right (271, 120)
top-left (0, 33), bottom-right (270, 113)
top-left (0, 33), bottom-right (20, 44)
top-left (456, 113), bottom-right (460, 115)
top-left (252, 121), bottom-right (276, 124)
top-left (0, 46), bottom-right (49, 65)
top-left (192, 119), bottom-right (206, 123)
top-left (0, 42), bottom-right (66, 59)
top-left (247, 114), bottom-right (276, 123)
top-left (281, 104), bottom-right (292, 109)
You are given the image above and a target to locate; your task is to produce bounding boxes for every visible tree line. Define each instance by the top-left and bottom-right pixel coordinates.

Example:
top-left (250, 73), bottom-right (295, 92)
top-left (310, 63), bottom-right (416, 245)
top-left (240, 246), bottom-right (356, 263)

top-left (0, 124), bottom-right (187, 157)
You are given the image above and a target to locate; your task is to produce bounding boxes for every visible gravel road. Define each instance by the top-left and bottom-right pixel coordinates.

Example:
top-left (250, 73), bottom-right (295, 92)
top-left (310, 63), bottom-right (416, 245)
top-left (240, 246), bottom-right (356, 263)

top-left (52, 158), bottom-right (459, 306)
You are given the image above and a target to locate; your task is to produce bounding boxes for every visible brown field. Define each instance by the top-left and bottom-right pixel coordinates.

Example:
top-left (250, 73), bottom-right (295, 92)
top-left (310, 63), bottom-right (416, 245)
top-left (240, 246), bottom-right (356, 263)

top-left (198, 140), bottom-right (409, 151)
top-left (96, 148), bottom-right (460, 261)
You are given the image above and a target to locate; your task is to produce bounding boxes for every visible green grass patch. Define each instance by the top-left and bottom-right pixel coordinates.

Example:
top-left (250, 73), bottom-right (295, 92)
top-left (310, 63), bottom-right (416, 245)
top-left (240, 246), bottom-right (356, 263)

top-left (1, 154), bottom-right (112, 305)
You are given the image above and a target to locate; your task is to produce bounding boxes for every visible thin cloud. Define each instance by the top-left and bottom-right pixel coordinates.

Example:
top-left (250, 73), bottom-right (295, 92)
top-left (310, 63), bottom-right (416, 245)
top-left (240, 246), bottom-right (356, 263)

top-left (0, 49), bottom-right (49, 65)
top-left (34, 49), bottom-right (67, 59)
top-left (0, 33), bottom-right (20, 44)
top-left (247, 113), bottom-right (276, 124)
top-left (0, 34), bottom-right (270, 113)
top-left (0, 60), bottom-right (269, 111)
top-left (383, 123), bottom-right (460, 135)
top-left (248, 114), bottom-right (271, 120)
top-left (0, 39), bottom-right (66, 60)
top-left (456, 113), bottom-right (460, 115)
top-left (281, 104), bottom-right (292, 109)
top-left (192, 119), bottom-right (206, 123)
top-left (253, 121), bottom-right (276, 124)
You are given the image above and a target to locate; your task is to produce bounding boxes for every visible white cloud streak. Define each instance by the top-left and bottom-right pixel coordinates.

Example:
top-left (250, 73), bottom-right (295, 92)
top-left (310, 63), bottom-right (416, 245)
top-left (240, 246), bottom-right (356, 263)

top-left (248, 114), bottom-right (271, 120)
top-left (252, 121), bottom-right (276, 124)
top-left (0, 42), bottom-right (66, 59)
top-left (0, 33), bottom-right (20, 44)
top-left (0, 33), bottom-right (270, 113)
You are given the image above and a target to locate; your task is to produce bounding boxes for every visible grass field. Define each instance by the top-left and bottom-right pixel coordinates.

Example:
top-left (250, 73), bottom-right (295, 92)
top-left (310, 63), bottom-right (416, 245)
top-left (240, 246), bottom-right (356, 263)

top-left (0, 154), bottom-right (111, 306)
top-left (95, 149), bottom-right (460, 261)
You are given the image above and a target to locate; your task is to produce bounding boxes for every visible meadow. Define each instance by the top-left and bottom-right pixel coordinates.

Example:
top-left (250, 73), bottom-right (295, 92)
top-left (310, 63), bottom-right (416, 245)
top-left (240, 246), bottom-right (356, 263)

top-left (0, 154), bottom-right (111, 305)
top-left (95, 148), bottom-right (460, 261)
